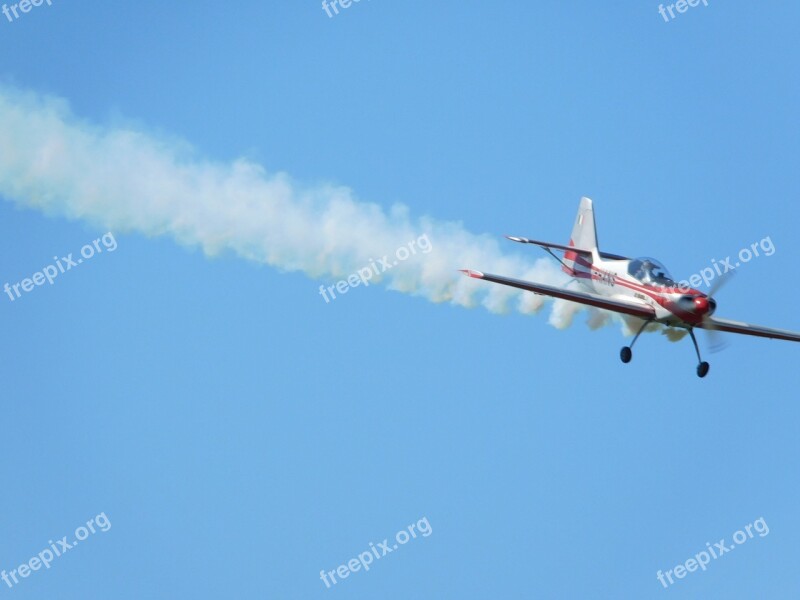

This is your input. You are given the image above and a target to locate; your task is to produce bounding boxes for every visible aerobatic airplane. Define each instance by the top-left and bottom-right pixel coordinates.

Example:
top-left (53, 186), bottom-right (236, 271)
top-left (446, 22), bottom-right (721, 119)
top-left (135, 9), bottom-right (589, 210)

top-left (460, 198), bottom-right (800, 377)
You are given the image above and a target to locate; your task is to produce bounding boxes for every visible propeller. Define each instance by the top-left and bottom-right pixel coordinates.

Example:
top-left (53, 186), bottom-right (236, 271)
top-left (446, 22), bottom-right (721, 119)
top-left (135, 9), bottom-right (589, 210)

top-left (701, 270), bottom-right (735, 353)
top-left (704, 321), bottom-right (728, 353)
top-left (707, 269), bottom-right (734, 298)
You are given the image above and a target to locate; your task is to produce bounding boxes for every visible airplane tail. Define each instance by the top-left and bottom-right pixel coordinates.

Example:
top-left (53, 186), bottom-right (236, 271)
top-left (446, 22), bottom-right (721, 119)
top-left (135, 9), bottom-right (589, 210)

top-left (563, 197), bottom-right (598, 276)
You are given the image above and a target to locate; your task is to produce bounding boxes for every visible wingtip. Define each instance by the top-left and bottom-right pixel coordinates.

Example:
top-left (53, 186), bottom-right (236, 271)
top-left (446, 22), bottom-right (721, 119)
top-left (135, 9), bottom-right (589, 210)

top-left (459, 269), bottom-right (485, 279)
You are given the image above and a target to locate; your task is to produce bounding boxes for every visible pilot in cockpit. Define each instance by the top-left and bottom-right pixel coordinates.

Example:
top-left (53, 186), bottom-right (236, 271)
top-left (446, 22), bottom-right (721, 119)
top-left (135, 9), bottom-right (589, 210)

top-left (636, 260), bottom-right (657, 284)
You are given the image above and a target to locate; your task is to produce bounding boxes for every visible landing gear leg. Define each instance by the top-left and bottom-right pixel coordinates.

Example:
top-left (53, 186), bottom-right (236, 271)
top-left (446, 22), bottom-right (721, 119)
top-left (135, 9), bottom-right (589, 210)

top-left (688, 329), bottom-right (710, 378)
top-left (620, 319), bottom-right (652, 364)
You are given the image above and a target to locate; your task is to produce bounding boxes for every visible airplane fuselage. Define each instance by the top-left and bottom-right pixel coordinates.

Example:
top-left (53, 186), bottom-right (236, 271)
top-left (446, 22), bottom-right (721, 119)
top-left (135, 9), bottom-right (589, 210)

top-left (570, 251), bottom-right (713, 329)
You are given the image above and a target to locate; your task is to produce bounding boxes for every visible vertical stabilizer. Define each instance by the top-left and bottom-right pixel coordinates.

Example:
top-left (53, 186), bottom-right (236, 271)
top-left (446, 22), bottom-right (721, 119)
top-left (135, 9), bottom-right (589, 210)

top-left (562, 197), bottom-right (599, 276)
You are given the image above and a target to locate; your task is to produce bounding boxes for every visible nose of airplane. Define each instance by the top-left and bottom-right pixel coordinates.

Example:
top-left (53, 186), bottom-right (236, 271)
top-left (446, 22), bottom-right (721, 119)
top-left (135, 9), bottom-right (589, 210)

top-left (694, 296), bottom-right (709, 313)
top-left (693, 296), bottom-right (716, 316)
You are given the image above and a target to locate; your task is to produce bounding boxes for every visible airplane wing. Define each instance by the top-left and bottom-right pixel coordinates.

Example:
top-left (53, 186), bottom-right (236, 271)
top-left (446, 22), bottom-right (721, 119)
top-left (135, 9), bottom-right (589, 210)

top-left (505, 236), bottom-right (629, 261)
top-left (459, 270), bottom-right (655, 319)
top-left (697, 316), bottom-right (800, 343)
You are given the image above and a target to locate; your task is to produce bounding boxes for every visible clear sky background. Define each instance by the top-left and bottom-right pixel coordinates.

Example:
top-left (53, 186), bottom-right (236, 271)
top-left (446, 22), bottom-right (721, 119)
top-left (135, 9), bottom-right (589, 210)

top-left (1, 2), bottom-right (798, 598)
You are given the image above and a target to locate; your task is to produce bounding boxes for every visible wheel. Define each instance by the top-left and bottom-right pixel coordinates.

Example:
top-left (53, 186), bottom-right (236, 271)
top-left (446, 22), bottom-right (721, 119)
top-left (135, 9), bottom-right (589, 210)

top-left (620, 346), bottom-right (632, 363)
top-left (697, 361), bottom-right (710, 378)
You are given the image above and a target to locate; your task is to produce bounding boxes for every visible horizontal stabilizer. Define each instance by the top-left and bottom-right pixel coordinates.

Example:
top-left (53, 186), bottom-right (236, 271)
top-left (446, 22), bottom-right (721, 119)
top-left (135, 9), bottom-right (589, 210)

top-left (505, 236), bottom-right (628, 261)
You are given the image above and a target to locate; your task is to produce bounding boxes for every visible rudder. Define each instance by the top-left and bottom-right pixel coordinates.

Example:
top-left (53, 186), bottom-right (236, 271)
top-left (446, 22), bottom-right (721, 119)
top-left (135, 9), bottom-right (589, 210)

top-left (563, 197), bottom-right (598, 276)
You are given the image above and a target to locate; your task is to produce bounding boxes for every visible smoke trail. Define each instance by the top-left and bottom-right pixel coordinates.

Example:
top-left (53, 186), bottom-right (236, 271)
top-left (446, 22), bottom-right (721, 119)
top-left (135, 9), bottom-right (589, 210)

top-left (0, 85), bottom-right (621, 329)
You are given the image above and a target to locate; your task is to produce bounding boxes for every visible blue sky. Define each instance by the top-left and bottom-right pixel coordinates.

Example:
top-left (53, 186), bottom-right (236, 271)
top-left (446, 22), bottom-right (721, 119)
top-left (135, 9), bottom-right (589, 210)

top-left (1, 2), bottom-right (798, 598)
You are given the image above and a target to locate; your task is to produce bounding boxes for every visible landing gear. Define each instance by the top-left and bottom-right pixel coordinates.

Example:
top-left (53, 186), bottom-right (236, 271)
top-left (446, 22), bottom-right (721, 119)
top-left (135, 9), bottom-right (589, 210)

top-left (619, 322), bottom-right (711, 377)
top-left (620, 346), bottom-right (632, 363)
top-left (689, 329), bottom-right (710, 378)
top-left (619, 319), bottom-right (651, 364)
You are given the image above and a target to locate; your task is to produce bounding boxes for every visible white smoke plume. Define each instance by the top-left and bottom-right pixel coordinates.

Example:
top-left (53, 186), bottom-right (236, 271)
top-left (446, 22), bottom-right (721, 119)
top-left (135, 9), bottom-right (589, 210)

top-left (0, 85), bottom-right (629, 331)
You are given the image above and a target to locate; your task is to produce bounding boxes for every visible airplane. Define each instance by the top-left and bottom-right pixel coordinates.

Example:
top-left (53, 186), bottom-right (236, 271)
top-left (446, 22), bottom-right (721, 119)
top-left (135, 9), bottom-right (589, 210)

top-left (460, 198), bottom-right (800, 377)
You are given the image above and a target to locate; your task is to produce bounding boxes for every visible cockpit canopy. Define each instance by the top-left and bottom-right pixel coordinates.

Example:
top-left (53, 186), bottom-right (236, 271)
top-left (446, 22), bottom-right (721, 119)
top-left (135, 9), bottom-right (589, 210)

top-left (628, 257), bottom-right (675, 285)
